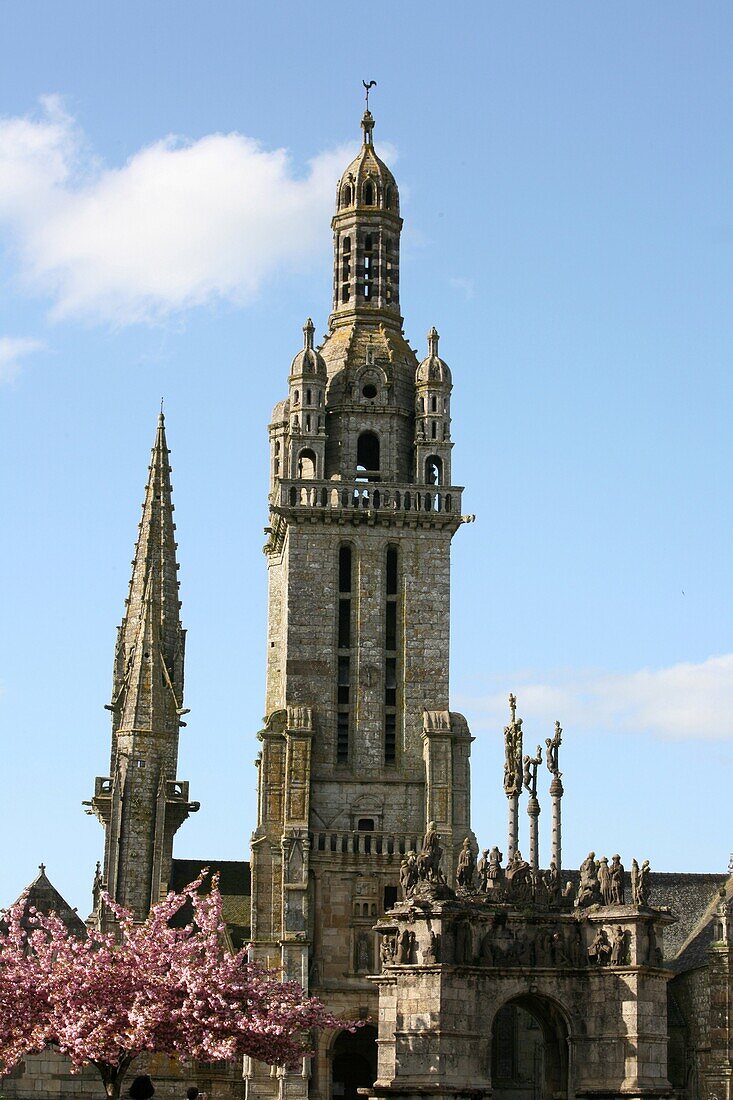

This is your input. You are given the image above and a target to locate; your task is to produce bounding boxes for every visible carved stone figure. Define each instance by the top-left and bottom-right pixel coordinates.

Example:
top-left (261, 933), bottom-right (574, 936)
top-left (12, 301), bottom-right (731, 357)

top-left (610, 854), bottom-right (625, 905)
top-left (400, 850), bottom-right (418, 898)
top-left (646, 922), bottom-right (662, 965)
top-left (454, 919), bottom-right (473, 965)
top-left (522, 745), bottom-right (542, 798)
top-left (588, 927), bottom-right (612, 965)
top-left (477, 849), bottom-right (490, 890)
top-left (456, 836), bottom-right (476, 890)
top-left (488, 846), bottom-right (504, 881)
top-left (551, 929), bottom-right (569, 965)
top-left (638, 860), bottom-right (651, 906)
top-left (479, 930), bottom-right (494, 966)
top-left (569, 923), bottom-right (584, 967)
top-left (535, 928), bottom-right (551, 966)
top-left (356, 934), bottom-right (371, 972)
top-left (92, 860), bottom-right (104, 912)
top-left (503, 696), bottom-right (523, 797)
top-left (577, 852), bottom-right (599, 908)
top-left (422, 930), bottom-right (440, 964)
top-left (380, 934), bottom-right (396, 967)
top-left (417, 821), bottom-right (446, 885)
top-left (396, 928), bottom-right (415, 964)
top-left (631, 859), bottom-right (640, 903)
top-left (610, 926), bottom-right (626, 966)
top-left (598, 856), bottom-right (613, 905)
top-left (544, 861), bottom-right (561, 906)
top-left (545, 720), bottom-right (562, 777)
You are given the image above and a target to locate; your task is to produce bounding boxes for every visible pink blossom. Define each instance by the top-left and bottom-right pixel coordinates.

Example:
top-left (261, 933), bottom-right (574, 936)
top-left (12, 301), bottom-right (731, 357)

top-left (0, 876), bottom-right (353, 1099)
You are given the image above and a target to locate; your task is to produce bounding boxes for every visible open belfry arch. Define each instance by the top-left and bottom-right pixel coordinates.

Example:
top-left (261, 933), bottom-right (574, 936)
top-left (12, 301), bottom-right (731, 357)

top-left (247, 98), bottom-right (475, 1100)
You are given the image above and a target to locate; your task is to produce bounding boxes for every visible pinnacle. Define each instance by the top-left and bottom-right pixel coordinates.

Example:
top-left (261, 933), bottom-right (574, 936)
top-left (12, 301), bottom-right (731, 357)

top-left (111, 413), bottom-right (185, 737)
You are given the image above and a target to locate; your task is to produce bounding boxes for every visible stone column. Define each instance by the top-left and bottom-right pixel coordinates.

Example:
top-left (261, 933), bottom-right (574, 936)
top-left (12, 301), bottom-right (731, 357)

top-left (550, 773), bottom-right (563, 872)
top-left (507, 793), bottom-right (519, 862)
top-left (503, 694), bottom-right (522, 861)
top-left (527, 795), bottom-right (540, 872)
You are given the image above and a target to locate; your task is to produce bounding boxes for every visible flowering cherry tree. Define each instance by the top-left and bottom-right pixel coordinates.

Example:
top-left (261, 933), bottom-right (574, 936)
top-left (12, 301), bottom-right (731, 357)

top-left (0, 877), bottom-right (351, 1099)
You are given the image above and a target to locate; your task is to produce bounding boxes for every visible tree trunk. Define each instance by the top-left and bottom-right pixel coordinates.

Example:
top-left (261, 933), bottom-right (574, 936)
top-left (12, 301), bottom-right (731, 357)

top-left (96, 1058), bottom-right (132, 1100)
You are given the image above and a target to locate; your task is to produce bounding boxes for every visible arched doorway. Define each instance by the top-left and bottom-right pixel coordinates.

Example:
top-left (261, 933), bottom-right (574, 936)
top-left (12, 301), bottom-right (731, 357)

top-left (491, 995), bottom-right (569, 1100)
top-left (331, 1024), bottom-right (377, 1100)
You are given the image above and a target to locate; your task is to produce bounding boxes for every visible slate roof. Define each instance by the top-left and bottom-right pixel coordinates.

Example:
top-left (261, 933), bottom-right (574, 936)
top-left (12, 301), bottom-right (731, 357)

top-left (647, 872), bottom-right (726, 964)
top-left (169, 859), bottom-right (251, 947)
top-left (7, 866), bottom-right (87, 939)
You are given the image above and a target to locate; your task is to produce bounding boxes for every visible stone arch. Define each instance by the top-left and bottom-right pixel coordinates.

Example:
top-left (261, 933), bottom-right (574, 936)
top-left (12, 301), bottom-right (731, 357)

top-left (356, 431), bottom-right (380, 479)
top-left (297, 448), bottom-right (317, 479)
top-left (425, 454), bottom-right (443, 485)
top-left (490, 991), bottom-right (571, 1100)
top-left (330, 1024), bottom-right (378, 1100)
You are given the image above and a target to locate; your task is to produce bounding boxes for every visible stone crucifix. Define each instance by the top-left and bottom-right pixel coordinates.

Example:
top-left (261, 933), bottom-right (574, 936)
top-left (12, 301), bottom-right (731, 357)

top-left (503, 694), bottom-right (523, 860)
top-left (546, 720), bottom-right (564, 873)
top-left (523, 745), bottom-right (542, 872)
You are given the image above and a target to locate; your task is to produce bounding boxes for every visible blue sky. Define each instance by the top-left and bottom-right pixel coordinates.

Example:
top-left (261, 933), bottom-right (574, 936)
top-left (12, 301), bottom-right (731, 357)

top-left (1, 2), bottom-right (732, 913)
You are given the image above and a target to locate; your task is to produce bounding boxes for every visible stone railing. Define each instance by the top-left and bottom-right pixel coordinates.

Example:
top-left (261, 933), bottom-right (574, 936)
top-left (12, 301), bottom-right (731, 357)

top-left (276, 479), bottom-right (462, 517)
top-left (311, 830), bottom-right (421, 859)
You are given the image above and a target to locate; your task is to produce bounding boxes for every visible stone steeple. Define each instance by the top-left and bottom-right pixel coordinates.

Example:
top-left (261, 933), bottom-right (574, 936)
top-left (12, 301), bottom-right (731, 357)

top-left (86, 413), bottom-right (198, 923)
top-left (250, 101), bottom-right (473, 1099)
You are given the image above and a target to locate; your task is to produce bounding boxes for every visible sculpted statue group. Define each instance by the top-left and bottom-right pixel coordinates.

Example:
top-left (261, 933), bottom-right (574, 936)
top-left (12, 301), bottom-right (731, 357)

top-left (577, 852), bottom-right (651, 908)
top-left (399, 826), bottom-right (651, 915)
top-left (379, 912), bottom-right (663, 971)
top-left (399, 820), bottom-right (451, 902)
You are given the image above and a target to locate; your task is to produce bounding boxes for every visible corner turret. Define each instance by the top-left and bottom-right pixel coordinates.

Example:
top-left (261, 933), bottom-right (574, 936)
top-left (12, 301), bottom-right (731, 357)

top-left (286, 318), bottom-right (327, 479)
top-left (415, 327), bottom-right (453, 485)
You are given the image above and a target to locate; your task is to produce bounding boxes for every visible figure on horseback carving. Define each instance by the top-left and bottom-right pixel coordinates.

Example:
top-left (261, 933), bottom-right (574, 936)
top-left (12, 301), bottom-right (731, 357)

top-left (417, 821), bottom-right (446, 885)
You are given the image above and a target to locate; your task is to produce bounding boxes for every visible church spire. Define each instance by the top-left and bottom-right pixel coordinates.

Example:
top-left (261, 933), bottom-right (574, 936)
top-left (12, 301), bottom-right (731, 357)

top-left (111, 410), bottom-right (184, 733)
top-left (87, 413), bottom-right (196, 923)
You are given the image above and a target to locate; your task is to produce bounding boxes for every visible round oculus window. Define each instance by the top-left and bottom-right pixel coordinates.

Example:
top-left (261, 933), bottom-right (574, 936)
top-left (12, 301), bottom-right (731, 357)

top-left (362, 383), bottom-right (378, 399)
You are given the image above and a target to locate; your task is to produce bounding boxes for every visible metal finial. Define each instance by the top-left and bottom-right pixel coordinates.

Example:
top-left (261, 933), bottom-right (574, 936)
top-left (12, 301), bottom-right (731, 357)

top-left (362, 79), bottom-right (377, 111)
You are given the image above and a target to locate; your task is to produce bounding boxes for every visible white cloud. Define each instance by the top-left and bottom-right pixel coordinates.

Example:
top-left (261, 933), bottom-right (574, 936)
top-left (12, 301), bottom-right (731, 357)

top-left (0, 97), bottom-right (356, 324)
top-left (460, 653), bottom-right (733, 741)
top-left (0, 336), bottom-right (45, 382)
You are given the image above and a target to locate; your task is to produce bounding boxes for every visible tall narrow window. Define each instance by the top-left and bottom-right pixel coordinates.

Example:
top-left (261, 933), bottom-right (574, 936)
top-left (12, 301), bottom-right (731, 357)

top-left (363, 234), bottom-right (373, 301)
top-left (337, 545), bottom-right (353, 764)
top-left (384, 545), bottom-right (399, 764)
top-left (385, 237), bottom-right (393, 304)
top-left (341, 236), bottom-right (351, 303)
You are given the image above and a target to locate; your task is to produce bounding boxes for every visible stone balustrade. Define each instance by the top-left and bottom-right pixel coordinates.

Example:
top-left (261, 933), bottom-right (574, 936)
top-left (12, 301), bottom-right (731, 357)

top-left (276, 479), bottom-right (462, 517)
top-left (311, 830), bottom-right (421, 859)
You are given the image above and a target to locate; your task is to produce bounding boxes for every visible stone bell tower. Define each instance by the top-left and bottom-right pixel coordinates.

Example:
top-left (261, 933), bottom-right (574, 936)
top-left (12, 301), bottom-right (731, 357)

top-left (248, 104), bottom-right (473, 1100)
